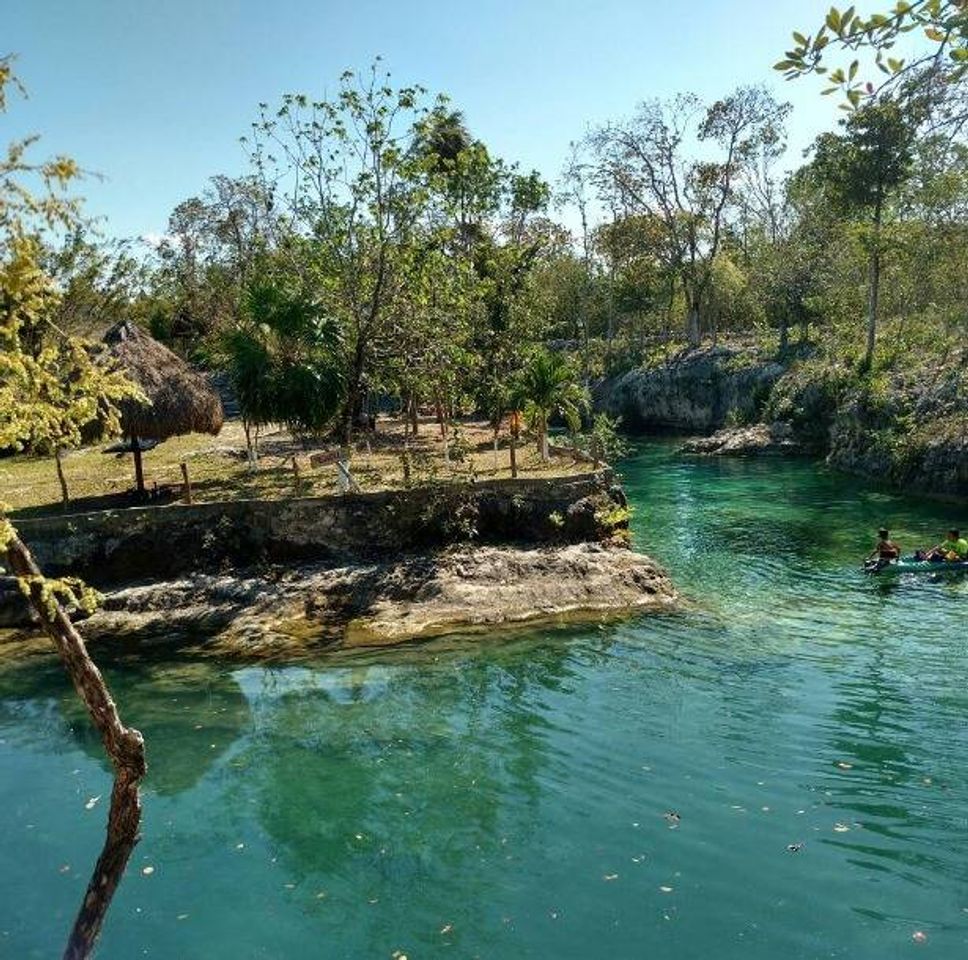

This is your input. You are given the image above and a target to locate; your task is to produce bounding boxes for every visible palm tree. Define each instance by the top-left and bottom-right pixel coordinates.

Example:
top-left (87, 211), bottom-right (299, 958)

top-left (515, 350), bottom-right (589, 462)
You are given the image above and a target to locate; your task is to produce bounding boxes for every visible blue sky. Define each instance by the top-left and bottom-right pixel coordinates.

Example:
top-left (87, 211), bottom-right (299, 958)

top-left (7, 0), bottom-right (843, 240)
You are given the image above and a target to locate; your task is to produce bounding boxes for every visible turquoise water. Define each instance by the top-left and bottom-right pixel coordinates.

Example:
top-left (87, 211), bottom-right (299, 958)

top-left (1, 444), bottom-right (967, 959)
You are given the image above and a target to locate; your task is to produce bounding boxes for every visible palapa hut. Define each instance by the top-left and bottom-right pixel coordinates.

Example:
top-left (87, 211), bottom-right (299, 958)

top-left (103, 321), bottom-right (224, 496)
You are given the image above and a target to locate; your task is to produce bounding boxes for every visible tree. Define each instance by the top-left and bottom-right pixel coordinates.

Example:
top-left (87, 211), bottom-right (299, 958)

top-left (0, 55), bottom-right (146, 960)
top-left (247, 62), bottom-right (435, 447)
top-left (590, 87), bottom-right (790, 345)
top-left (0, 319), bottom-right (143, 505)
top-left (150, 175), bottom-right (271, 354)
top-left (217, 270), bottom-right (345, 462)
top-left (515, 349), bottom-right (589, 461)
top-left (811, 100), bottom-right (915, 366)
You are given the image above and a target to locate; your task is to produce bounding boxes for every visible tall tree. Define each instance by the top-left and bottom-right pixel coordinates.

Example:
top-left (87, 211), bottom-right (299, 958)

top-left (590, 87), bottom-right (790, 345)
top-left (247, 63), bottom-right (435, 446)
top-left (811, 100), bottom-right (915, 366)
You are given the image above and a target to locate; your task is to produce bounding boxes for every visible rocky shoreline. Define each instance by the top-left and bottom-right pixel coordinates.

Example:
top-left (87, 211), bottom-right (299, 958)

top-left (1, 543), bottom-right (677, 662)
top-left (599, 342), bottom-right (967, 499)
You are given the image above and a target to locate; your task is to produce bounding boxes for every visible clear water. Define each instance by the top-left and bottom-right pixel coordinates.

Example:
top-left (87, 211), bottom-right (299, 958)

top-left (1, 444), bottom-right (967, 959)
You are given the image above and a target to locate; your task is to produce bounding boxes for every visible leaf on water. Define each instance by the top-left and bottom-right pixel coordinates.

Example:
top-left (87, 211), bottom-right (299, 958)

top-left (603, 874), bottom-right (619, 881)
top-left (177, 914), bottom-right (189, 921)
top-left (659, 885), bottom-right (673, 893)
top-left (236, 843), bottom-right (245, 850)
top-left (912, 931), bottom-right (928, 944)
top-left (141, 866), bottom-right (154, 876)
top-left (440, 923), bottom-right (453, 934)
top-left (59, 864), bottom-right (71, 874)
top-left (834, 823), bottom-right (850, 833)
top-left (84, 795), bottom-right (101, 810)
top-left (836, 761), bottom-right (853, 770)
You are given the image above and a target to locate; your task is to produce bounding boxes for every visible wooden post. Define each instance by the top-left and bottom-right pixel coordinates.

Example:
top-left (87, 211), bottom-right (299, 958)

top-left (180, 462), bottom-right (192, 504)
top-left (131, 436), bottom-right (145, 498)
top-left (509, 411), bottom-right (521, 479)
top-left (55, 448), bottom-right (70, 508)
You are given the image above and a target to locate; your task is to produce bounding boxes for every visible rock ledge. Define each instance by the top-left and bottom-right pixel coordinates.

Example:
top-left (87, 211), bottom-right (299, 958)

top-left (51, 544), bottom-right (678, 659)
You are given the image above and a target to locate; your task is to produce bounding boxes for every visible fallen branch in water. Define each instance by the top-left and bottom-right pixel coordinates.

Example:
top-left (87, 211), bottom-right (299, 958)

top-left (1, 522), bottom-right (146, 960)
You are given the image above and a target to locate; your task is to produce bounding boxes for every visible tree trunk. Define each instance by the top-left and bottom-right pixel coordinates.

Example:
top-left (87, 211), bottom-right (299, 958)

top-left (509, 435), bottom-right (518, 479)
top-left (434, 393), bottom-right (447, 440)
top-left (341, 339), bottom-right (367, 446)
top-left (539, 416), bottom-right (549, 462)
top-left (3, 532), bottom-right (146, 960)
top-left (243, 421), bottom-right (259, 469)
top-left (779, 317), bottom-right (789, 354)
top-left (131, 437), bottom-right (145, 498)
top-left (686, 298), bottom-right (701, 347)
top-left (865, 246), bottom-right (880, 371)
top-left (55, 448), bottom-right (70, 507)
top-left (409, 394), bottom-right (419, 436)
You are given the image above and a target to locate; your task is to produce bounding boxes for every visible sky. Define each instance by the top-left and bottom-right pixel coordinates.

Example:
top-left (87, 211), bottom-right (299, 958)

top-left (6, 0), bottom-right (846, 241)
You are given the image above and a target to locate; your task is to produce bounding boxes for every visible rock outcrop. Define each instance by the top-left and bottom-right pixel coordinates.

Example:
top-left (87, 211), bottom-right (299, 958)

top-left (61, 544), bottom-right (677, 659)
top-left (680, 422), bottom-right (801, 458)
top-left (599, 344), bottom-right (785, 433)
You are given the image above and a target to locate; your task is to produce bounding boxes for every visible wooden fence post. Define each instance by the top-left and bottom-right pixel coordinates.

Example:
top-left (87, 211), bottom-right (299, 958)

top-left (180, 462), bottom-right (192, 504)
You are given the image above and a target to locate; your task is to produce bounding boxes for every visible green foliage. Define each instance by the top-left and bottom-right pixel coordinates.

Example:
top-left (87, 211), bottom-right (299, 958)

top-left (216, 273), bottom-right (344, 443)
top-left (811, 101), bottom-right (916, 220)
top-left (514, 349), bottom-right (590, 459)
top-left (0, 59), bottom-right (145, 483)
top-left (777, 1), bottom-right (968, 122)
top-left (574, 413), bottom-right (631, 464)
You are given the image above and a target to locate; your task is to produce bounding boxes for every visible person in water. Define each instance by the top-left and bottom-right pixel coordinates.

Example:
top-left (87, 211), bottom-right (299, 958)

top-left (919, 529), bottom-right (968, 562)
top-left (868, 528), bottom-right (901, 564)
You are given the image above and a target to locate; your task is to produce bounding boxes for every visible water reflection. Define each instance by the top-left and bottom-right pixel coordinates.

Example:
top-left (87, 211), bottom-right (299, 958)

top-left (60, 662), bottom-right (251, 796)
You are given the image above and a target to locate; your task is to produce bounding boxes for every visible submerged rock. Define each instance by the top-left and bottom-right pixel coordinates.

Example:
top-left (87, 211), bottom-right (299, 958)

top-left (70, 544), bottom-right (676, 659)
top-left (680, 422), bottom-right (801, 457)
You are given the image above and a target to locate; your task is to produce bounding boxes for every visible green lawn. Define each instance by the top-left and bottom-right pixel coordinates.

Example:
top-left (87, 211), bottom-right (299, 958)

top-left (1, 417), bottom-right (590, 519)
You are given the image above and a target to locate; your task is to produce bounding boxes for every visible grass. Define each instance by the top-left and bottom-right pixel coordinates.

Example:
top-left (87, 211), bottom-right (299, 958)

top-left (1, 417), bottom-right (593, 520)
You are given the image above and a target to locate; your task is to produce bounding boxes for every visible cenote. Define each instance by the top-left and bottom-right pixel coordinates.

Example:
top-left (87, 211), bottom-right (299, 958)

top-left (1, 443), bottom-right (966, 959)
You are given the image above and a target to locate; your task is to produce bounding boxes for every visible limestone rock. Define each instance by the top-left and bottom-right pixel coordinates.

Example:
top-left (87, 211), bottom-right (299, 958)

top-left (680, 422), bottom-right (800, 457)
top-left (69, 544), bottom-right (677, 659)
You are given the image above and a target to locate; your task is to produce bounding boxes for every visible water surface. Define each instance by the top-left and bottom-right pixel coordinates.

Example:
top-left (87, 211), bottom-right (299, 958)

top-left (1, 444), bottom-right (966, 958)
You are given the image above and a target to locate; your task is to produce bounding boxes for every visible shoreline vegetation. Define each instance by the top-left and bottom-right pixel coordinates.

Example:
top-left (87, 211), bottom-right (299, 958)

top-left (602, 339), bottom-right (966, 501)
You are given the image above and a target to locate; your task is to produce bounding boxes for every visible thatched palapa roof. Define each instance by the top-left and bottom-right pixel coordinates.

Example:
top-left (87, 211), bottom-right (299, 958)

top-left (103, 321), bottom-right (224, 440)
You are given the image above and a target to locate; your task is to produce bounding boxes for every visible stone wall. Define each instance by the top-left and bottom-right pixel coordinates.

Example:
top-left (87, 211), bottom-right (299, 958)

top-left (15, 471), bottom-right (624, 585)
